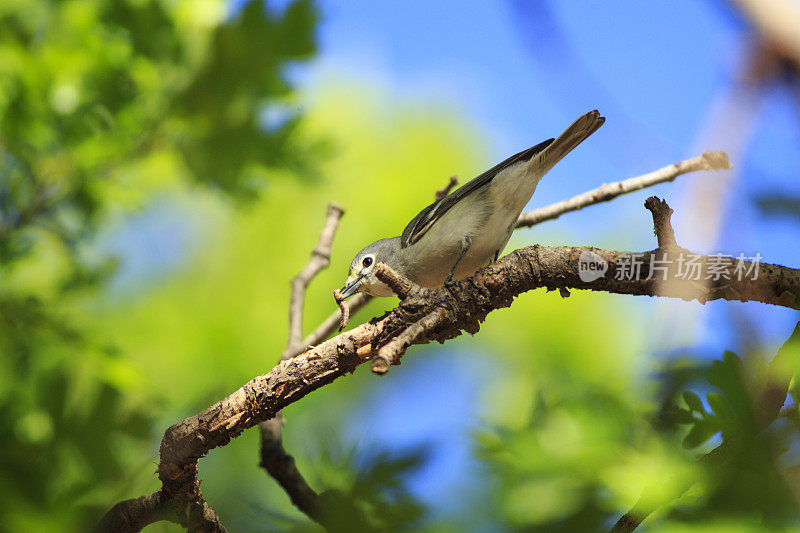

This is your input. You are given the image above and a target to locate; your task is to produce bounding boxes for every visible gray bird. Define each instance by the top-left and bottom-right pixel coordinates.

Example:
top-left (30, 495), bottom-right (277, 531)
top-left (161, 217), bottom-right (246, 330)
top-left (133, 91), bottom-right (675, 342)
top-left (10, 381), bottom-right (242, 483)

top-left (339, 110), bottom-right (604, 298)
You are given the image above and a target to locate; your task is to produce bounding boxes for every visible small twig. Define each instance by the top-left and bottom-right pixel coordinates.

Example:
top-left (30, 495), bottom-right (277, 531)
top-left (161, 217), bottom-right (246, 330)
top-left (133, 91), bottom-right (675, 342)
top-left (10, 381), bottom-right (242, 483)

top-left (97, 487), bottom-right (226, 533)
top-left (610, 511), bottom-right (646, 533)
top-left (97, 490), bottom-right (171, 532)
top-left (372, 309), bottom-right (446, 374)
top-left (434, 175), bottom-right (459, 200)
top-left (284, 203), bottom-right (345, 357)
top-left (516, 151), bottom-right (731, 228)
top-left (644, 196), bottom-right (679, 249)
top-left (374, 262), bottom-right (420, 300)
top-left (259, 421), bottom-right (324, 524)
top-left (260, 202), bottom-right (346, 527)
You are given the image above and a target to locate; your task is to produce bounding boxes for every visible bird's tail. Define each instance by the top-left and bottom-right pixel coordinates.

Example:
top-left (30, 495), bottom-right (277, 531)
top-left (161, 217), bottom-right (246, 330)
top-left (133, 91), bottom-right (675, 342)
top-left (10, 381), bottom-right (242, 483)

top-left (529, 110), bottom-right (605, 177)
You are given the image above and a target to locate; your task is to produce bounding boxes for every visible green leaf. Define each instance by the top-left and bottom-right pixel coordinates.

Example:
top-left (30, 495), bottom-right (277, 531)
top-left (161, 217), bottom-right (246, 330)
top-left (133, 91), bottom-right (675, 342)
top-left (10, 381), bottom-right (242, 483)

top-left (706, 392), bottom-right (734, 422)
top-left (661, 405), bottom-right (695, 425)
top-left (682, 420), bottom-right (719, 449)
top-left (723, 350), bottom-right (744, 370)
top-left (706, 392), bottom-right (739, 438)
top-left (708, 351), bottom-right (751, 419)
top-left (683, 391), bottom-right (704, 412)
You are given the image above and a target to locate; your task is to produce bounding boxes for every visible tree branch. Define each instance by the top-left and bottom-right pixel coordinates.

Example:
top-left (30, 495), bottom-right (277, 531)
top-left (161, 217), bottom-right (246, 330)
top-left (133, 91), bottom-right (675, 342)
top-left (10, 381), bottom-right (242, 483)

top-left (101, 192), bottom-right (800, 530)
top-left (516, 151), bottom-right (731, 228)
top-left (285, 203), bottom-right (345, 356)
top-left (434, 174), bottom-right (459, 200)
top-left (259, 202), bottom-right (346, 527)
top-left (101, 146), bottom-right (799, 531)
top-left (644, 196), bottom-right (680, 250)
top-left (258, 421), bottom-right (325, 524)
top-left (97, 490), bottom-right (171, 533)
top-left (97, 486), bottom-right (226, 533)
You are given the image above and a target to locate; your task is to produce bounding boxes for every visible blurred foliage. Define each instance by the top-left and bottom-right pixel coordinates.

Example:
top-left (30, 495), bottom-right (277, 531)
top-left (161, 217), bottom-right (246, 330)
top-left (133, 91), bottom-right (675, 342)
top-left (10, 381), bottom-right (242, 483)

top-left (755, 194), bottom-right (800, 222)
top-left (2, 2), bottom-right (800, 531)
top-left (0, 0), bottom-right (319, 529)
top-left (315, 445), bottom-right (428, 531)
top-left (477, 323), bottom-right (800, 531)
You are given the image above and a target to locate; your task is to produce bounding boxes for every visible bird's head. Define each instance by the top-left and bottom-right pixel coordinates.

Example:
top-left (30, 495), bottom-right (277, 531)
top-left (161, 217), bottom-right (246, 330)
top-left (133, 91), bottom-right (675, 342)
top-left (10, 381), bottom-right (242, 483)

top-left (339, 238), bottom-right (402, 298)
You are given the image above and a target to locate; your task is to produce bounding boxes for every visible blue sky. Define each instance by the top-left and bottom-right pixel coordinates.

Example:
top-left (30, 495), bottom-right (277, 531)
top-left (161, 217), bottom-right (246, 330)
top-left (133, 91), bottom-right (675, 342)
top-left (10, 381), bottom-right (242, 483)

top-left (298, 1), bottom-right (797, 276)
top-left (307, 1), bottom-right (735, 159)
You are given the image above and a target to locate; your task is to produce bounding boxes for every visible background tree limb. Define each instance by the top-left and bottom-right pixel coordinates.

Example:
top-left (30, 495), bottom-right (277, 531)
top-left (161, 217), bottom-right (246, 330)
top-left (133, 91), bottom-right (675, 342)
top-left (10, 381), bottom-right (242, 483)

top-left (258, 203), bottom-right (345, 526)
top-left (516, 150), bottom-right (731, 228)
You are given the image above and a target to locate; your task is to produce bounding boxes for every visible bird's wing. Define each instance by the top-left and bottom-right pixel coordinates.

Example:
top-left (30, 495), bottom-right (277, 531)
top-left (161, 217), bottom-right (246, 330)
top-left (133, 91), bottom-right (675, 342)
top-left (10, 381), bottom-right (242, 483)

top-left (400, 138), bottom-right (554, 248)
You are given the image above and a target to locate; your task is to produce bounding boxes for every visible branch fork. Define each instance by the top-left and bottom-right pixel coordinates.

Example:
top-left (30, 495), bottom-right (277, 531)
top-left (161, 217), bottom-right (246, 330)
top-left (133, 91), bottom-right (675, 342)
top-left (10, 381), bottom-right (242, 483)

top-left (368, 262), bottom-right (442, 373)
top-left (374, 261), bottom-right (422, 300)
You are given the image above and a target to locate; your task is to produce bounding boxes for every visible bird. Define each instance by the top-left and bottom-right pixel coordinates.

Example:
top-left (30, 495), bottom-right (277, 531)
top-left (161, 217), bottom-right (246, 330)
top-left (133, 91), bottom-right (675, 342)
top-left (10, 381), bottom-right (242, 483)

top-left (338, 110), bottom-right (604, 298)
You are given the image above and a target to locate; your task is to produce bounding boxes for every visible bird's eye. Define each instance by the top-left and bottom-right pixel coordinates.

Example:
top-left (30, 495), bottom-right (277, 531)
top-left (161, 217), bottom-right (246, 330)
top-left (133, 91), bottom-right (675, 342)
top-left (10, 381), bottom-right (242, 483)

top-left (362, 256), bottom-right (373, 268)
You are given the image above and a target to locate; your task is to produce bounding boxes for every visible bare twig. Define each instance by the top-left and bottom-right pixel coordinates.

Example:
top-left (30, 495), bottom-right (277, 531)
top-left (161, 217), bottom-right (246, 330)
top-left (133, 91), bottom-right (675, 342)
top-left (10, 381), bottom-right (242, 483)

top-left (373, 261), bottom-right (420, 300)
top-left (260, 202), bottom-right (346, 527)
top-left (644, 196), bottom-right (680, 250)
top-left (434, 175), bottom-right (459, 200)
top-left (97, 490), bottom-right (171, 533)
top-left (516, 151), bottom-right (731, 228)
top-left (284, 203), bottom-right (345, 357)
top-left (610, 511), bottom-right (646, 533)
top-left (259, 420), bottom-right (325, 524)
top-left (97, 486), bottom-right (226, 533)
top-left (372, 306), bottom-right (447, 374)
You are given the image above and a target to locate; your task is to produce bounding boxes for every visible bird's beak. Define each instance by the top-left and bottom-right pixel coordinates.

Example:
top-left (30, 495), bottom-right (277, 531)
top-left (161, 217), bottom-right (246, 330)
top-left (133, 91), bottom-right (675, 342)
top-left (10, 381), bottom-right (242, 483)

top-left (339, 275), bottom-right (364, 299)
